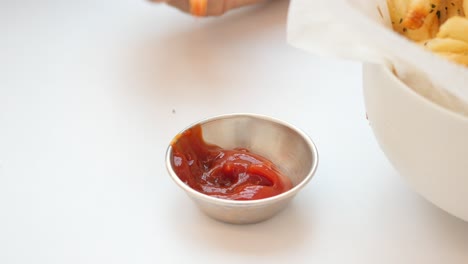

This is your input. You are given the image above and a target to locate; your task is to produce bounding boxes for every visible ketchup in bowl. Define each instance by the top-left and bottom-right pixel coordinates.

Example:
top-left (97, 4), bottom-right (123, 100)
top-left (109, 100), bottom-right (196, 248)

top-left (170, 125), bottom-right (293, 201)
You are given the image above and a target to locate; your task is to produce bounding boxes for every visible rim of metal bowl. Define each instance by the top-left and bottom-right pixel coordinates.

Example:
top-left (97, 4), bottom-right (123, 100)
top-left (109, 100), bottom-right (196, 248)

top-left (165, 113), bottom-right (319, 206)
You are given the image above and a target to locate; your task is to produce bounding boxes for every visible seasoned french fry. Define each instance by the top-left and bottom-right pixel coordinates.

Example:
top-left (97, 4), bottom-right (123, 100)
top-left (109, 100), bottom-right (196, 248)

top-left (387, 0), bottom-right (440, 41)
top-left (408, 12), bottom-right (440, 40)
top-left (387, 0), bottom-right (409, 32)
top-left (446, 0), bottom-right (464, 16)
top-left (464, 0), bottom-right (468, 17)
top-left (387, 0), bottom-right (468, 66)
top-left (402, 0), bottom-right (440, 29)
top-left (438, 0), bottom-right (448, 23)
top-left (438, 0), bottom-right (465, 24)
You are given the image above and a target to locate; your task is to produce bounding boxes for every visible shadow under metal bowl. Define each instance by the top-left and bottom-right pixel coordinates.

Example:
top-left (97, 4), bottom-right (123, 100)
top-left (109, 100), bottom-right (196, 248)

top-left (165, 113), bottom-right (319, 224)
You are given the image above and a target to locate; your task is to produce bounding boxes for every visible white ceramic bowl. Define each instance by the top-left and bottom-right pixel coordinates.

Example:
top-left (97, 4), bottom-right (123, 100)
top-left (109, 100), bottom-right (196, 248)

top-left (363, 63), bottom-right (468, 221)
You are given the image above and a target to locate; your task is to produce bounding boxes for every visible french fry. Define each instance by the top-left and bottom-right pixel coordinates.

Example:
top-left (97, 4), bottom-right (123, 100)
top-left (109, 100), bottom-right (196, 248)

top-left (436, 16), bottom-right (468, 43)
top-left (387, 0), bottom-right (468, 66)
top-left (407, 12), bottom-right (440, 40)
top-left (387, 0), bottom-right (440, 41)
top-left (423, 37), bottom-right (468, 53)
top-left (402, 0), bottom-right (440, 29)
top-left (438, 0), bottom-right (465, 24)
top-left (438, 0), bottom-right (449, 23)
top-left (446, 0), bottom-right (464, 16)
top-left (464, 0), bottom-right (468, 16)
top-left (387, 0), bottom-right (409, 32)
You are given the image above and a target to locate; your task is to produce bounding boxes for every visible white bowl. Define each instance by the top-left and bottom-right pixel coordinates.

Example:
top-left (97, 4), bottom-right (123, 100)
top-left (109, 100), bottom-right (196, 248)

top-left (363, 63), bottom-right (468, 221)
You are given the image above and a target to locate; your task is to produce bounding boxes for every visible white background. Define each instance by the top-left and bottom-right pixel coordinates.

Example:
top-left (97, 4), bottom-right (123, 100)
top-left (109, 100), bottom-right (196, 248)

top-left (1, 0), bottom-right (467, 263)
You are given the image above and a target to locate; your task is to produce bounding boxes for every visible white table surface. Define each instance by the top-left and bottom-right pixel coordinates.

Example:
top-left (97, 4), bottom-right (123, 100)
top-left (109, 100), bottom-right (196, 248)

top-left (1, 1), bottom-right (468, 263)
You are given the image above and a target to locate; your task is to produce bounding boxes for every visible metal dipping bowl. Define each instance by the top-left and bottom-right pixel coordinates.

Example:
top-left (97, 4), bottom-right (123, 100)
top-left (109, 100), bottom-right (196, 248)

top-left (165, 113), bottom-right (319, 224)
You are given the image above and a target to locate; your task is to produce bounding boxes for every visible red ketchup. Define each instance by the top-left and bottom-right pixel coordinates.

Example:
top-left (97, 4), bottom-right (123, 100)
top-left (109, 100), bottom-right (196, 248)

top-left (170, 125), bottom-right (293, 201)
